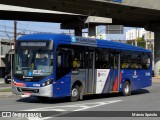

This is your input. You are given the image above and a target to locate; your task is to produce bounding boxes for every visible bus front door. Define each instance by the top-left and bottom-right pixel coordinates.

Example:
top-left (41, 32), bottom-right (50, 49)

top-left (110, 53), bottom-right (121, 92)
top-left (85, 50), bottom-right (95, 94)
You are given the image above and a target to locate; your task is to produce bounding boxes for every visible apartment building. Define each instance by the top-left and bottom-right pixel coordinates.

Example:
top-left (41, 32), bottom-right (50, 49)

top-left (0, 39), bottom-right (13, 78)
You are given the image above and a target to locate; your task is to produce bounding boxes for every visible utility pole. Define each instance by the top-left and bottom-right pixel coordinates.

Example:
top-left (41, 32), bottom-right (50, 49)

top-left (11, 20), bottom-right (17, 82)
top-left (135, 28), bottom-right (137, 46)
top-left (14, 20), bottom-right (17, 49)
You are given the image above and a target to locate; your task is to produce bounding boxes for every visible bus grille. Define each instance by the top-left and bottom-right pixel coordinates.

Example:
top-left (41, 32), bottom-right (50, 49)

top-left (17, 87), bottom-right (39, 93)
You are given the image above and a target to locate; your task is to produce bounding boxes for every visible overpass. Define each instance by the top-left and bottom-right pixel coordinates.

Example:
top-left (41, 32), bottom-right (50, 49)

top-left (0, 0), bottom-right (160, 27)
top-left (0, 0), bottom-right (160, 76)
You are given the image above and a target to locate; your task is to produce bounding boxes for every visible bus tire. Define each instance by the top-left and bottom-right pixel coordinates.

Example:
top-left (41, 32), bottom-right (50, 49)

top-left (5, 80), bottom-right (10, 84)
top-left (122, 81), bottom-right (131, 96)
top-left (70, 85), bottom-right (80, 102)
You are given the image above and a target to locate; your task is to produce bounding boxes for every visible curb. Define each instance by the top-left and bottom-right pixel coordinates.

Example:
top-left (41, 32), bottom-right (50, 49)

top-left (0, 81), bottom-right (4, 84)
top-left (0, 78), bottom-right (4, 84)
top-left (152, 77), bottom-right (160, 84)
top-left (0, 92), bottom-right (18, 98)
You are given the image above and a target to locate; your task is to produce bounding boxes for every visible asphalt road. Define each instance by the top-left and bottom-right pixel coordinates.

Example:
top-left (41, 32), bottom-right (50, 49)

top-left (0, 83), bottom-right (160, 120)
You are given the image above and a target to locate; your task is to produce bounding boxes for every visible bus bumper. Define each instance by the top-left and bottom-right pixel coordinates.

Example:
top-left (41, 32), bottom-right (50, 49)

top-left (12, 84), bottom-right (53, 97)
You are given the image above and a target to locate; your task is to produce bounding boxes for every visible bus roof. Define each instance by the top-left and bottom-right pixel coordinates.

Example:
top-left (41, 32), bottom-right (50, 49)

top-left (18, 33), bottom-right (151, 53)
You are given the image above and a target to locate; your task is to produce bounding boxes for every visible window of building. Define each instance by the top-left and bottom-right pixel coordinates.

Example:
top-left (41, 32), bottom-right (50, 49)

top-left (1, 46), bottom-right (3, 55)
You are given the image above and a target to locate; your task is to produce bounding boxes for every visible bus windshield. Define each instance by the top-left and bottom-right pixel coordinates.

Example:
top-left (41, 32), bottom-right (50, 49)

top-left (14, 48), bottom-right (53, 77)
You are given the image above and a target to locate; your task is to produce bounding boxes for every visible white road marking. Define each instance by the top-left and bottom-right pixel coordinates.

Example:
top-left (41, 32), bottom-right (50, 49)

top-left (28, 117), bottom-right (41, 120)
top-left (73, 100), bottom-right (122, 111)
top-left (25, 100), bottom-right (122, 120)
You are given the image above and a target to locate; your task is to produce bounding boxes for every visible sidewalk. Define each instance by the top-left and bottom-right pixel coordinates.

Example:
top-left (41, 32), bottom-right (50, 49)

top-left (0, 78), bottom-right (4, 84)
top-left (0, 78), bottom-right (15, 98)
top-left (152, 77), bottom-right (160, 84)
top-left (0, 92), bottom-right (17, 98)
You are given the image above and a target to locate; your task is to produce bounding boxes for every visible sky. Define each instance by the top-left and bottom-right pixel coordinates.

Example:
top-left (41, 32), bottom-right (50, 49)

top-left (0, 20), bottom-right (134, 40)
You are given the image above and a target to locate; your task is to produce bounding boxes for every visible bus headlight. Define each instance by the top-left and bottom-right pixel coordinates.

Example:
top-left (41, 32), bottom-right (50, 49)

top-left (42, 78), bottom-right (53, 87)
top-left (42, 83), bottom-right (46, 87)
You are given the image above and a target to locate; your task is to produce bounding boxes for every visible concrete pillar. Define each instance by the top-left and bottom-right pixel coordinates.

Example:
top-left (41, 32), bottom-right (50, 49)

top-left (154, 32), bottom-right (160, 76)
top-left (75, 28), bottom-right (82, 36)
top-left (88, 25), bottom-right (96, 37)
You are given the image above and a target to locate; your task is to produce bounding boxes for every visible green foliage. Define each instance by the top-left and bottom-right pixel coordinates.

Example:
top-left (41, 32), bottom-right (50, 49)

top-left (126, 40), bottom-right (134, 45)
top-left (0, 88), bottom-right (11, 92)
top-left (136, 37), bottom-right (144, 41)
top-left (126, 37), bottom-right (146, 48)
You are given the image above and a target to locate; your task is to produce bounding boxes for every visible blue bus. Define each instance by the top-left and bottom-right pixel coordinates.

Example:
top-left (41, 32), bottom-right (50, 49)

top-left (12, 34), bottom-right (152, 101)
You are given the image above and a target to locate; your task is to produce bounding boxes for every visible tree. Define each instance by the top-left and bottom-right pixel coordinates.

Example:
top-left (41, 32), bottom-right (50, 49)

top-left (126, 37), bottom-right (146, 48)
top-left (137, 37), bottom-right (146, 48)
top-left (126, 40), bottom-right (135, 45)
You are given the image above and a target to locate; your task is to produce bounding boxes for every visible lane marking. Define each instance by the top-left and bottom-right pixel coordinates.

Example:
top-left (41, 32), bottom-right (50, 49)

top-left (25, 100), bottom-right (122, 111)
top-left (25, 100), bottom-right (122, 120)
top-left (74, 100), bottom-right (122, 111)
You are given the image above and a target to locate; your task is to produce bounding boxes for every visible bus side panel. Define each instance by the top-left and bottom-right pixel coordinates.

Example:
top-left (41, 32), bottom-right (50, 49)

top-left (99, 69), bottom-right (121, 94)
top-left (71, 69), bottom-right (85, 92)
top-left (96, 69), bottom-right (111, 94)
top-left (98, 68), bottom-right (152, 94)
top-left (138, 69), bottom-right (152, 89)
top-left (53, 73), bottom-right (71, 98)
top-left (120, 69), bottom-right (152, 92)
top-left (121, 69), bottom-right (139, 91)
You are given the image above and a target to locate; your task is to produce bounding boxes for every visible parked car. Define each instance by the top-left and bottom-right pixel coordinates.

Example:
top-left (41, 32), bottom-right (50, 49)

top-left (4, 73), bottom-right (11, 84)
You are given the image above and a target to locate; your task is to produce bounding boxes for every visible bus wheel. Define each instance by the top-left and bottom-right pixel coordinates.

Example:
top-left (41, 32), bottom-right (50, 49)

top-left (123, 81), bottom-right (131, 96)
top-left (70, 85), bottom-right (80, 102)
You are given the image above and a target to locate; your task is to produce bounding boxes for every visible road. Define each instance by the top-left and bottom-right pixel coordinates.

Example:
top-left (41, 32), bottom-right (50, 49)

top-left (0, 83), bottom-right (160, 120)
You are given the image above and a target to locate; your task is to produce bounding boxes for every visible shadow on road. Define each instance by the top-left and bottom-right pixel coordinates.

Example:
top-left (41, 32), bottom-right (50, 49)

top-left (131, 89), bottom-right (150, 95)
top-left (16, 89), bottom-right (150, 104)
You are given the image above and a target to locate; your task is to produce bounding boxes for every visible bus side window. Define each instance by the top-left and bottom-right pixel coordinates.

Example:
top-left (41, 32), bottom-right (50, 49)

top-left (56, 47), bottom-right (72, 80)
top-left (142, 53), bottom-right (151, 69)
top-left (95, 48), bottom-right (110, 69)
top-left (71, 47), bottom-right (85, 69)
top-left (121, 52), bottom-right (130, 69)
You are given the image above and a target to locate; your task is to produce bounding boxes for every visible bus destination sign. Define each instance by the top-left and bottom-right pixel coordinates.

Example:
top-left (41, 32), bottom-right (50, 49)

top-left (71, 36), bottom-right (97, 45)
top-left (20, 42), bottom-right (47, 47)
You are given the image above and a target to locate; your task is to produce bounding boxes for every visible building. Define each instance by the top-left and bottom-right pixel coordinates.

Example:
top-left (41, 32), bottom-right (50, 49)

top-left (0, 39), bottom-right (14, 78)
top-left (111, 40), bottom-right (127, 43)
top-left (144, 31), bottom-right (154, 51)
top-left (83, 33), bottom-right (107, 39)
top-left (126, 28), bottom-right (145, 40)
top-left (126, 28), bottom-right (154, 50)
top-left (126, 28), bottom-right (155, 70)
